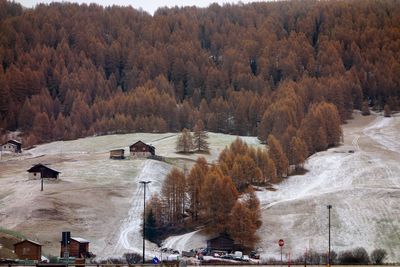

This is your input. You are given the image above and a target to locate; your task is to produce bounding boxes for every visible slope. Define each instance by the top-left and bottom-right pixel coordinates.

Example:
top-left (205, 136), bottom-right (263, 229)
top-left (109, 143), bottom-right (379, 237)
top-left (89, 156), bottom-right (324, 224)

top-left (162, 113), bottom-right (400, 263)
top-left (0, 132), bottom-right (261, 258)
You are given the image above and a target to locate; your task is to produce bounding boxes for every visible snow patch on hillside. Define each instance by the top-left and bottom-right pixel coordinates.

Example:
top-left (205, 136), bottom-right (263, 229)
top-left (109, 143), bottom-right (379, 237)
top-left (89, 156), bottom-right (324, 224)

top-left (159, 115), bottom-right (400, 262)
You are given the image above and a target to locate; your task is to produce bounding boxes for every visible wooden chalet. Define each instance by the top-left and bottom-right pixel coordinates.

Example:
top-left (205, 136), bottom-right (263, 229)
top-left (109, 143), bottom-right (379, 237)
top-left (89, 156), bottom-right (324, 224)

top-left (27, 164), bottom-right (60, 179)
top-left (109, 149), bottom-right (125, 159)
top-left (60, 237), bottom-right (90, 258)
top-left (129, 141), bottom-right (155, 159)
top-left (14, 239), bottom-right (42, 261)
top-left (1, 140), bottom-right (22, 153)
top-left (207, 233), bottom-right (235, 252)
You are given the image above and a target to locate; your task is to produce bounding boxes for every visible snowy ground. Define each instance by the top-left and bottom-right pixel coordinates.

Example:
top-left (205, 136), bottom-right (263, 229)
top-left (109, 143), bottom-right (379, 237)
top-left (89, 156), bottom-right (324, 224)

top-left (0, 113), bottom-right (399, 262)
top-left (0, 131), bottom-right (261, 259)
top-left (161, 113), bottom-right (400, 263)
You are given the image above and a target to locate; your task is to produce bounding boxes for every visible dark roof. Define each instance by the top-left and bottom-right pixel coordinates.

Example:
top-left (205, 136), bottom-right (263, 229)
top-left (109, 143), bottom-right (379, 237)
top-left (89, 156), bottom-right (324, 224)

top-left (110, 149), bottom-right (125, 152)
top-left (2, 140), bottom-right (21, 146)
top-left (27, 164), bottom-right (60, 174)
top-left (129, 140), bottom-right (154, 149)
top-left (207, 233), bottom-right (234, 242)
top-left (14, 239), bottom-right (42, 247)
top-left (70, 237), bottom-right (89, 243)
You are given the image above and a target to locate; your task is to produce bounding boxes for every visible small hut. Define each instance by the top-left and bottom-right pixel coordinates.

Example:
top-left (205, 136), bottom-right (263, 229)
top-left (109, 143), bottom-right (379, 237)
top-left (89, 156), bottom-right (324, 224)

top-left (109, 149), bottom-right (125, 159)
top-left (60, 237), bottom-right (90, 258)
top-left (1, 140), bottom-right (22, 153)
top-left (207, 233), bottom-right (235, 252)
top-left (27, 164), bottom-right (60, 179)
top-left (14, 240), bottom-right (42, 261)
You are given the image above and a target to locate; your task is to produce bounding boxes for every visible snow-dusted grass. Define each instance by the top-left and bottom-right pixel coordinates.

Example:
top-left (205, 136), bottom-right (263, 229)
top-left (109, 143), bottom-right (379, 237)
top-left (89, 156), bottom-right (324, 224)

top-left (0, 131), bottom-right (261, 258)
top-left (161, 114), bottom-right (400, 263)
top-left (1, 116), bottom-right (399, 262)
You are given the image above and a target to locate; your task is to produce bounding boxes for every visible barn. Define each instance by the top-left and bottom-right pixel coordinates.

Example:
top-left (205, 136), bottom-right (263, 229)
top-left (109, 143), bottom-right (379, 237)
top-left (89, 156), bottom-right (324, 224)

top-left (109, 149), bottom-right (125, 159)
top-left (60, 237), bottom-right (90, 258)
top-left (129, 141), bottom-right (155, 159)
top-left (14, 240), bottom-right (42, 261)
top-left (207, 233), bottom-right (235, 252)
top-left (27, 164), bottom-right (60, 179)
top-left (1, 140), bottom-right (22, 153)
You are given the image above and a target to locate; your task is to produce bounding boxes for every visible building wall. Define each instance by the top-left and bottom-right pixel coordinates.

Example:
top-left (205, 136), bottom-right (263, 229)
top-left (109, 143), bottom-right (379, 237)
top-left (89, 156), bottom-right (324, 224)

top-left (60, 240), bottom-right (89, 258)
top-left (130, 151), bottom-right (152, 158)
top-left (110, 150), bottom-right (124, 159)
top-left (1, 144), bottom-right (17, 153)
top-left (14, 242), bottom-right (41, 261)
top-left (29, 172), bottom-right (41, 180)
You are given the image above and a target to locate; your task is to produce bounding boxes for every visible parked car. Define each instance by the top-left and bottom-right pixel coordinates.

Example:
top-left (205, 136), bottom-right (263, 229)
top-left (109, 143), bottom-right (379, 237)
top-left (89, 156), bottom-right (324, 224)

top-left (221, 254), bottom-right (233, 260)
top-left (242, 255), bottom-right (250, 262)
top-left (234, 251), bottom-right (243, 261)
top-left (250, 251), bottom-right (260, 259)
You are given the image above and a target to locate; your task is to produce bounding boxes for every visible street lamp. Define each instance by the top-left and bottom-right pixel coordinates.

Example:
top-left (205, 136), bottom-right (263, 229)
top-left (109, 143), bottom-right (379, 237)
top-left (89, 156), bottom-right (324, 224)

top-left (140, 181), bottom-right (151, 264)
top-left (327, 204), bottom-right (332, 267)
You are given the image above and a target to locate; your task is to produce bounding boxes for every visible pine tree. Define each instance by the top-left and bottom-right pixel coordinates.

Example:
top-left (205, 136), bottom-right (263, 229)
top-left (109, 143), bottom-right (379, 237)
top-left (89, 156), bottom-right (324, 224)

top-left (32, 112), bottom-right (52, 142)
top-left (144, 208), bottom-right (158, 243)
top-left (227, 202), bottom-right (258, 248)
top-left (193, 120), bottom-right (210, 153)
top-left (187, 157), bottom-right (209, 221)
top-left (361, 100), bottom-right (370, 116)
top-left (176, 128), bottom-right (193, 153)
top-left (383, 104), bottom-right (391, 117)
top-left (243, 186), bottom-right (262, 228)
top-left (289, 136), bottom-right (308, 171)
top-left (267, 135), bottom-right (289, 178)
top-left (18, 99), bottom-right (35, 131)
top-left (201, 167), bottom-right (238, 233)
top-left (161, 168), bottom-right (186, 225)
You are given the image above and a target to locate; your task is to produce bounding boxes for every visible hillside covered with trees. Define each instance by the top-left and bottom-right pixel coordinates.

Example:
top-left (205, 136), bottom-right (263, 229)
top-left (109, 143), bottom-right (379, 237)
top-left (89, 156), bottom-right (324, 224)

top-left (0, 0), bottom-right (399, 159)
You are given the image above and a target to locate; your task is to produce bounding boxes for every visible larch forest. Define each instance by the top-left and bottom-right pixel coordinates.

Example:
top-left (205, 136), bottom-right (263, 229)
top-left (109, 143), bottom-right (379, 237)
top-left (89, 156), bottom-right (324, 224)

top-left (0, 0), bottom-right (399, 251)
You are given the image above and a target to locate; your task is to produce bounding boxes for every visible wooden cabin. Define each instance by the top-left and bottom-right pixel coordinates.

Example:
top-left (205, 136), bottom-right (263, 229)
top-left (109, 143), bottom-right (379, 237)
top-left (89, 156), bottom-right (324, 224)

top-left (14, 240), bottom-right (42, 261)
top-left (109, 149), bottom-right (125, 159)
top-left (1, 140), bottom-right (22, 153)
top-left (207, 233), bottom-right (235, 252)
top-left (60, 237), bottom-right (89, 258)
top-left (27, 164), bottom-right (60, 179)
top-left (129, 141), bottom-right (155, 159)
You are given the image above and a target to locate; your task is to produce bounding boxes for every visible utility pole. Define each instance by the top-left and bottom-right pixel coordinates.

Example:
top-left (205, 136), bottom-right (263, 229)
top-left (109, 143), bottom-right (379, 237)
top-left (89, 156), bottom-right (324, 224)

top-left (327, 204), bottom-right (332, 267)
top-left (140, 181), bottom-right (151, 264)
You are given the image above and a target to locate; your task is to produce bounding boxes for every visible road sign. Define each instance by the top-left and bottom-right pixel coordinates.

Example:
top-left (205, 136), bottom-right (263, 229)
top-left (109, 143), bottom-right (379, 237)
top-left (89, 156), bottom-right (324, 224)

top-left (279, 239), bottom-right (284, 247)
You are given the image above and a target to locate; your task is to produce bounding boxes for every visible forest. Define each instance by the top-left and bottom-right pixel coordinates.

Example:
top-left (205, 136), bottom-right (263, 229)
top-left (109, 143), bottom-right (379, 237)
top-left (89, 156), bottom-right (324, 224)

top-left (0, 0), bottom-right (399, 152)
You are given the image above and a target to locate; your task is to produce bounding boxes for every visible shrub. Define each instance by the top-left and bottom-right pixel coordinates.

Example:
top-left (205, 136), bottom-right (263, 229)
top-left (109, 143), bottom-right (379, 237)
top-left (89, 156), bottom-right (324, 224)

top-left (124, 253), bottom-right (142, 264)
top-left (339, 247), bottom-right (369, 264)
top-left (383, 104), bottom-right (391, 117)
top-left (370, 249), bottom-right (387, 265)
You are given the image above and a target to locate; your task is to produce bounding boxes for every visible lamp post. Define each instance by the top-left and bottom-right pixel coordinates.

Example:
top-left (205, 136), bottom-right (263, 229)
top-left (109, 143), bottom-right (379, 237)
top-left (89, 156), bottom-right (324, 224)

top-left (327, 205), bottom-right (332, 267)
top-left (140, 181), bottom-right (151, 264)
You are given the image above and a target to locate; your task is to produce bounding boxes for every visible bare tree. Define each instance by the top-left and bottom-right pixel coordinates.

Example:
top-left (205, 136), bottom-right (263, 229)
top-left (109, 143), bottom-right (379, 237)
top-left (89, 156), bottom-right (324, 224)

top-left (176, 128), bottom-right (193, 153)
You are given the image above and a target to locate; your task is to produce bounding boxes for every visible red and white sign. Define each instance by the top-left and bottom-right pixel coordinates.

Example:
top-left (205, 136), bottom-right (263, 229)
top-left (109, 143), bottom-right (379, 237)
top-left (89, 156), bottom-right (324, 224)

top-left (278, 239), bottom-right (284, 247)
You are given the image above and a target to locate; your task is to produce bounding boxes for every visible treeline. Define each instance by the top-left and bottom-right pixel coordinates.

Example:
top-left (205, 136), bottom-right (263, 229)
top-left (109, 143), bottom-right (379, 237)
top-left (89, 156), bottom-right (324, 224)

top-left (283, 247), bottom-right (387, 265)
top-left (145, 140), bottom-right (268, 248)
top-left (0, 0), bottom-right (399, 150)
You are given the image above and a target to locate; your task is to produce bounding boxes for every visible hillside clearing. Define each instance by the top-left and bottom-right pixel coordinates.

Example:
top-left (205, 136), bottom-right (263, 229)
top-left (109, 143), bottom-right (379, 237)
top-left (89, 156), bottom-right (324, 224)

top-left (0, 113), bottom-right (399, 262)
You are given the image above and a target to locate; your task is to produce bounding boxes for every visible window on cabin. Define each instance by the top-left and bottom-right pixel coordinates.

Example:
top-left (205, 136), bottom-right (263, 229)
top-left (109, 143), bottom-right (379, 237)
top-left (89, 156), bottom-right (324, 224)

top-left (22, 247), bottom-right (31, 255)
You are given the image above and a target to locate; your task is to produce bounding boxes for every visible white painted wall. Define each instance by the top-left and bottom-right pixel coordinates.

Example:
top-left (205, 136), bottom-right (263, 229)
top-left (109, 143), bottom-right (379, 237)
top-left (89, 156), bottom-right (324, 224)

top-left (1, 143), bottom-right (17, 152)
top-left (28, 172), bottom-right (41, 180)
